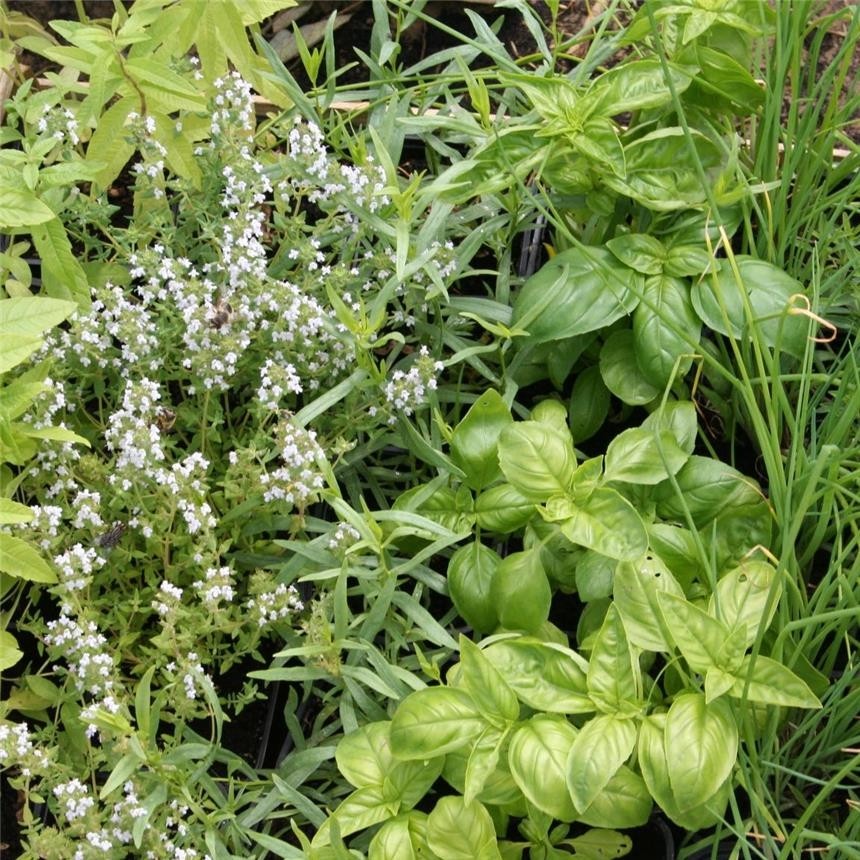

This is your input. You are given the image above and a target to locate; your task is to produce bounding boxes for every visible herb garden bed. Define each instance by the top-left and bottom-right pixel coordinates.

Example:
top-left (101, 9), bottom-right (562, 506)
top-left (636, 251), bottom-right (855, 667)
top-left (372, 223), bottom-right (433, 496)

top-left (1, 2), bottom-right (858, 859)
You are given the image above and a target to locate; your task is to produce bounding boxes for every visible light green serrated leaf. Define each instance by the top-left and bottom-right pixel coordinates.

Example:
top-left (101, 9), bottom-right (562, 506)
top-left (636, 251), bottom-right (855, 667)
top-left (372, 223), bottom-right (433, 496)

top-left (0, 186), bottom-right (55, 229)
top-left (0, 498), bottom-right (34, 524)
top-left (0, 533), bottom-right (56, 583)
top-left (0, 631), bottom-right (23, 671)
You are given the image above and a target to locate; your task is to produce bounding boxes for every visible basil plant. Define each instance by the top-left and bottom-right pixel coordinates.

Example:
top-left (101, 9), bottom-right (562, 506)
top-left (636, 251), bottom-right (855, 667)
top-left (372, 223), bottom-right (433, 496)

top-left (307, 392), bottom-right (821, 859)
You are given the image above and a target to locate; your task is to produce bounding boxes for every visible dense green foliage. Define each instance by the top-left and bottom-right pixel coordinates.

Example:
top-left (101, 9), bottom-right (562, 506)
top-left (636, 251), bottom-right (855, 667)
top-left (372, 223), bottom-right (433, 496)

top-left (0, 1), bottom-right (857, 858)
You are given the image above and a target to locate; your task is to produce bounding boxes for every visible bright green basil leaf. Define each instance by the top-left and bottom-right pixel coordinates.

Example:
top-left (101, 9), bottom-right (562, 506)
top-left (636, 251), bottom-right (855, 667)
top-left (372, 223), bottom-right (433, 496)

top-left (704, 666), bottom-right (737, 703)
top-left (491, 550), bottom-right (552, 634)
top-left (394, 484), bottom-right (473, 534)
top-left (443, 742), bottom-right (521, 807)
top-left (567, 714), bottom-right (637, 813)
top-left (574, 550), bottom-right (616, 602)
top-left (498, 421), bottom-right (576, 501)
top-left (606, 234), bottom-right (666, 276)
top-left (577, 765), bottom-right (652, 829)
top-left (728, 656), bottom-right (821, 709)
top-left (537, 524), bottom-right (582, 592)
top-left (633, 275), bottom-right (701, 387)
top-left (570, 457), bottom-right (605, 506)
top-left (560, 487), bottom-right (648, 562)
top-left (586, 605), bottom-right (640, 713)
top-left (663, 244), bottom-right (716, 278)
top-left (569, 366), bottom-right (611, 444)
top-left (474, 484), bottom-right (535, 534)
top-left (604, 427), bottom-right (689, 485)
top-left (605, 128), bottom-right (723, 211)
top-left (638, 714), bottom-right (730, 830)
top-left (600, 330), bottom-right (662, 406)
top-left (463, 728), bottom-right (507, 806)
top-left (706, 500), bottom-right (774, 573)
top-left (665, 693), bottom-right (738, 812)
top-left (686, 45), bottom-right (766, 113)
top-left (530, 398), bottom-right (570, 434)
top-left (657, 592), bottom-right (730, 674)
top-left (546, 334), bottom-right (596, 388)
top-left (585, 59), bottom-right (695, 116)
top-left (448, 541), bottom-right (501, 634)
top-left (641, 400), bottom-right (698, 456)
top-left (450, 390), bottom-right (513, 491)
top-left (426, 796), bottom-right (502, 860)
top-left (508, 715), bottom-right (578, 822)
top-left (646, 523), bottom-right (704, 590)
top-left (571, 117), bottom-right (625, 179)
top-left (385, 758), bottom-right (446, 811)
top-left (690, 257), bottom-right (807, 356)
top-left (336, 722), bottom-right (394, 789)
top-left (390, 688), bottom-right (486, 760)
top-left (369, 813), bottom-right (429, 860)
top-left (512, 247), bottom-right (641, 344)
top-left (563, 831), bottom-right (633, 860)
top-left (459, 636), bottom-right (520, 725)
top-left (715, 623), bottom-right (749, 677)
top-left (653, 455), bottom-right (765, 527)
top-left (312, 786), bottom-right (399, 847)
top-left (482, 638), bottom-right (592, 714)
top-left (710, 559), bottom-right (780, 647)
top-left (614, 553), bottom-right (685, 652)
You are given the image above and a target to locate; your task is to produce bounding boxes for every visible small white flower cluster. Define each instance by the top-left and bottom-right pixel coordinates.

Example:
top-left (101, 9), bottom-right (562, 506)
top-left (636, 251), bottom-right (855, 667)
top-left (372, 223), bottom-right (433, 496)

top-left (53, 544), bottom-right (106, 594)
top-left (172, 652), bottom-right (207, 701)
top-left (284, 119), bottom-right (390, 217)
top-left (31, 439), bottom-right (82, 499)
top-left (153, 580), bottom-right (184, 618)
top-left (327, 521), bottom-right (361, 553)
top-left (53, 777), bottom-right (95, 823)
top-left (36, 103), bottom-right (80, 145)
top-left (71, 490), bottom-right (103, 530)
top-left (22, 376), bottom-right (72, 428)
top-left (382, 346), bottom-right (444, 421)
top-left (0, 721), bottom-right (51, 777)
top-left (127, 112), bottom-right (169, 197)
top-left (130, 252), bottom-right (257, 393)
top-left (256, 358), bottom-right (302, 410)
top-left (246, 583), bottom-right (304, 627)
top-left (44, 612), bottom-right (116, 701)
top-left (24, 504), bottom-right (64, 549)
top-left (210, 72), bottom-right (255, 138)
top-left (105, 378), bottom-right (166, 484)
top-left (147, 799), bottom-right (210, 860)
top-left (192, 566), bottom-right (235, 608)
top-left (166, 453), bottom-right (217, 535)
top-left (259, 418), bottom-right (326, 507)
top-left (261, 279), bottom-right (354, 392)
